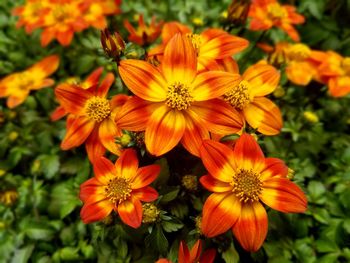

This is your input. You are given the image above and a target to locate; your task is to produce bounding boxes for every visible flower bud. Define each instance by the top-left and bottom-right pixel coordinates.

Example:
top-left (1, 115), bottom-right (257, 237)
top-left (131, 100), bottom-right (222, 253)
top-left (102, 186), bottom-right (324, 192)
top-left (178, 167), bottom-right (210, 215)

top-left (142, 203), bottom-right (160, 223)
top-left (303, 111), bottom-right (319, 123)
top-left (100, 29), bottom-right (126, 61)
top-left (226, 0), bottom-right (251, 27)
top-left (182, 174), bottom-right (198, 191)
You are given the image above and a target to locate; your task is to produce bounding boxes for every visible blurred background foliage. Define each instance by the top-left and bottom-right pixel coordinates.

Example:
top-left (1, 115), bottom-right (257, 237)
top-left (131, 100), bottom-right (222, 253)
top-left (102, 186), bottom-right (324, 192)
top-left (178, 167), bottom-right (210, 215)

top-left (1, 0), bottom-right (350, 262)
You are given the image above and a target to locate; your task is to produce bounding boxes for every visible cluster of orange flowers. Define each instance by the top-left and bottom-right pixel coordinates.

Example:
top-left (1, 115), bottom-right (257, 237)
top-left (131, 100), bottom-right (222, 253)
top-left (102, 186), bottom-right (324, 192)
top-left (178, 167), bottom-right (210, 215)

top-left (13, 0), bottom-right (121, 46)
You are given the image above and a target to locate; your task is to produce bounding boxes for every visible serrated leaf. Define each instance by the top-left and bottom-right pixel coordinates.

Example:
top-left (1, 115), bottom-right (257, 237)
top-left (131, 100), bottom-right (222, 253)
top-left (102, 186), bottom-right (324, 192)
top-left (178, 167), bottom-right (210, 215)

top-left (161, 219), bottom-right (184, 233)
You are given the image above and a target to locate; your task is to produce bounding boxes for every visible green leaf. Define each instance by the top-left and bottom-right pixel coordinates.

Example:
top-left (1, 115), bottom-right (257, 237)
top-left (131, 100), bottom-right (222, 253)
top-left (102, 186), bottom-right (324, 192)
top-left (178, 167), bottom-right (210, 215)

top-left (315, 237), bottom-right (339, 253)
top-left (145, 224), bottom-right (168, 255)
top-left (10, 245), bottom-right (35, 263)
top-left (161, 218), bottom-right (184, 233)
top-left (37, 154), bottom-right (60, 179)
top-left (159, 187), bottom-right (180, 203)
top-left (222, 244), bottom-right (240, 263)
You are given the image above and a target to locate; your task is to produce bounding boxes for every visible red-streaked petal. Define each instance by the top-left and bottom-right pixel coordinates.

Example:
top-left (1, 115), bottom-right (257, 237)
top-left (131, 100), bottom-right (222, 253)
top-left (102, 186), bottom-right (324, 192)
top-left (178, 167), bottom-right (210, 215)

top-left (55, 83), bottom-right (92, 115)
top-left (115, 148), bottom-right (139, 179)
top-left (181, 113), bottom-right (210, 157)
top-left (161, 34), bottom-right (197, 85)
top-left (93, 156), bottom-right (116, 184)
top-left (145, 105), bottom-right (186, 156)
top-left (260, 178), bottom-right (307, 213)
top-left (80, 199), bottom-right (114, 224)
top-left (243, 64), bottom-right (280, 97)
top-left (61, 116), bottom-right (95, 150)
top-left (31, 55), bottom-right (60, 77)
top-left (132, 186), bottom-right (158, 202)
top-left (200, 175), bottom-right (233, 192)
top-left (232, 202), bottom-right (268, 252)
top-left (57, 30), bottom-right (74, 46)
top-left (99, 117), bottom-right (122, 156)
top-left (40, 29), bottom-right (55, 47)
top-left (190, 99), bottom-right (244, 135)
top-left (119, 60), bottom-right (167, 101)
top-left (200, 249), bottom-right (216, 263)
top-left (79, 177), bottom-right (103, 202)
top-left (116, 96), bottom-right (161, 131)
top-left (201, 192), bottom-right (241, 237)
top-left (191, 71), bottom-right (240, 101)
top-left (117, 197), bottom-right (142, 228)
top-left (260, 158), bottom-right (289, 181)
top-left (50, 106), bottom-right (67, 121)
top-left (200, 140), bottom-right (236, 183)
top-left (243, 97), bottom-right (283, 135)
top-left (85, 127), bottom-right (106, 163)
top-left (214, 57), bottom-right (240, 74)
top-left (232, 133), bottom-right (265, 171)
top-left (96, 73), bottom-right (114, 97)
top-left (178, 241), bottom-right (190, 263)
top-left (132, 165), bottom-right (160, 189)
top-left (162, 21), bottom-right (191, 43)
top-left (84, 67), bottom-right (103, 88)
top-left (189, 240), bottom-right (202, 263)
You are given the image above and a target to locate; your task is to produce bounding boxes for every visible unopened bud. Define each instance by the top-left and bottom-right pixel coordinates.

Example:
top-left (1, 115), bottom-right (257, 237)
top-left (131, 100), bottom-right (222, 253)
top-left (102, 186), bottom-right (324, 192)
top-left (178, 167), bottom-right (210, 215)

top-left (101, 29), bottom-right (126, 62)
top-left (142, 203), bottom-right (160, 223)
top-left (120, 133), bottom-right (132, 147)
top-left (303, 111), bottom-right (319, 123)
top-left (273, 86), bottom-right (285, 98)
top-left (0, 190), bottom-right (18, 206)
top-left (182, 175), bottom-right (198, 191)
top-left (226, 0), bottom-right (251, 27)
top-left (195, 216), bottom-right (202, 234)
top-left (192, 17), bottom-right (204, 26)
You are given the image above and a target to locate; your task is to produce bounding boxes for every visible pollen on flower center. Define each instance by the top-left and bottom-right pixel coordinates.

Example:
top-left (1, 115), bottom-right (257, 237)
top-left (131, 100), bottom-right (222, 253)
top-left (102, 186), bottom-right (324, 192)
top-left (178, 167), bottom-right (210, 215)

top-left (105, 177), bottom-right (132, 205)
top-left (85, 96), bottom-right (111, 122)
top-left (288, 44), bottom-right (311, 61)
top-left (223, 80), bottom-right (251, 110)
top-left (231, 168), bottom-right (262, 202)
top-left (186, 33), bottom-right (202, 55)
top-left (166, 82), bottom-right (194, 110)
top-left (267, 3), bottom-right (287, 19)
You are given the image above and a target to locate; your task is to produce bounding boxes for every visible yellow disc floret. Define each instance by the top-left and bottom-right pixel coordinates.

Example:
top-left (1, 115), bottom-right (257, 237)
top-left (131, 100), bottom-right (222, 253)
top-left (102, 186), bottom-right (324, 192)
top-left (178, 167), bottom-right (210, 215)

top-left (166, 82), bottom-right (193, 110)
top-left (105, 177), bottom-right (132, 205)
top-left (231, 168), bottom-right (262, 202)
top-left (85, 96), bottom-right (111, 122)
top-left (224, 80), bottom-right (252, 110)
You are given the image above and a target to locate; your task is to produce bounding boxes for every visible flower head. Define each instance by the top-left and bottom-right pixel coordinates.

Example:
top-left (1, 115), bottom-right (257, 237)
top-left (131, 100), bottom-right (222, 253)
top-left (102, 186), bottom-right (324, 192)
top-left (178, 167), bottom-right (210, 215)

top-left (0, 55), bottom-right (59, 108)
top-left (100, 29), bottom-right (126, 61)
top-left (116, 34), bottom-right (244, 157)
top-left (79, 149), bottom-right (160, 228)
top-left (199, 134), bottom-right (307, 251)
top-left (248, 0), bottom-right (305, 41)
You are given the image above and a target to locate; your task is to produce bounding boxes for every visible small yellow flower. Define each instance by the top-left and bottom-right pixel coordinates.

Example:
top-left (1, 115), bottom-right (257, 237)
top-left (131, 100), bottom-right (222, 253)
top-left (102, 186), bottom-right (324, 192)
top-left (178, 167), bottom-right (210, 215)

top-left (0, 190), bottom-right (18, 206)
top-left (0, 170), bottom-right (6, 177)
top-left (142, 203), bottom-right (160, 223)
top-left (273, 86), bottom-right (286, 98)
top-left (119, 133), bottom-right (132, 147)
top-left (221, 10), bottom-right (228, 19)
top-left (303, 111), bottom-right (319, 123)
top-left (8, 131), bottom-right (19, 141)
top-left (182, 175), bottom-right (198, 191)
top-left (192, 17), bottom-right (204, 26)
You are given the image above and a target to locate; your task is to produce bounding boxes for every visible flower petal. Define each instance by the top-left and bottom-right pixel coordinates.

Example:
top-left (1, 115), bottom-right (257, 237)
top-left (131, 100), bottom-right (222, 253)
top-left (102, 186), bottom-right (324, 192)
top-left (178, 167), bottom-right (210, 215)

top-left (85, 127), bottom-right (106, 163)
top-left (117, 197), bottom-right (142, 228)
top-left (115, 148), bottom-right (139, 179)
top-left (119, 60), bottom-right (167, 101)
top-left (145, 105), bottom-right (186, 156)
top-left (162, 21), bottom-right (191, 43)
top-left (243, 97), bottom-right (283, 135)
top-left (30, 55), bottom-right (60, 77)
top-left (232, 202), bottom-right (268, 252)
top-left (260, 178), bottom-right (307, 213)
top-left (201, 192), bottom-right (241, 237)
top-left (191, 71), bottom-right (240, 101)
top-left (61, 116), bottom-right (95, 150)
top-left (200, 175), bottom-right (233, 192)
top-left (50, 106), bottom-right (67, 121)
top-left (132, 165), bottom-right (160, 189)
top-left (80, 199), bottom-right (114, 224)
top-left (189, 240), bottom-right (202, 263)
top-left (200, 140), bottom-right (236, 183)
top-left (200, 249), bottom-right (216, 263)
top-left (93, 156), bottom-right (116, 184)
top-left (99, 117), bottom-right (122, 156)
top-left (96, 72), bottom-right (114, 97)
top-left (79, 177), bottom-right (104, 203)
top-left (260, 158), bottom-right (289, 181)
top-left (132, 186), bottom-right (158, 202)
top-left (161, 34), bottom-right (197, 84)
top-left (178, 241), bottom-right (190, 263)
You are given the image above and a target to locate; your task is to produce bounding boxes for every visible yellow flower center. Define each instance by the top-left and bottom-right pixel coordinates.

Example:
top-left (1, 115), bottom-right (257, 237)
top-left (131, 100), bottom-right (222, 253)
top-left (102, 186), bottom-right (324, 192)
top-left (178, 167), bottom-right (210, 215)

top-left (288, 44), bottom-right (311, 61)
top-left (105, 177), bottom-right (132, 205)
top-left (166, 82), bottom-right (193, 110)
top-left (231, 168), bottom-right (262, 202)
top-left (17, 72), bottom-right (34, 90)
top-left (186, 33), bottom-right (202, 55)
top-left (342, 57), bottom-right (350, 75)
top-left (85, 96), bottom-right (111, 122)
top-left (223, 80), bottom-right (251, 110)
top-left (267, 3), bottom-right (287, 19)
top-left (142, 203), bottom-right (160, 223)
top-left (52, 5), bottom-right (70, 21)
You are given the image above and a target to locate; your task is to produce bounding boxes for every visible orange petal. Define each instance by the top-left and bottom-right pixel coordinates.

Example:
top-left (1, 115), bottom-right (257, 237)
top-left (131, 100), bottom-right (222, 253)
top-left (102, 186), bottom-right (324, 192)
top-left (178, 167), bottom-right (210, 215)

top-left (200, 29), bottom-right (249, 59)
top-left (328, 76), bottom-right (350, 98)
top-left (41, 29), bottom-right (55, 47)
top-left (99, 117), bottom-right (121, 156)
top-left (280, 23), bottom-right (300, 42)
top-left (243, 64), bottom-right (280, 97)
top-left (260, 178), bottom-right (307, 213)
top-left (189, 240), bottom-right (202, 263)
top-left (55, 83), bottom-right (92, 115)
top-left (200, 249), bottom-right (216, 263)
top-left (57, 30), bottom-right (74, 46)
top-left (181, 113), bottom-right (210, 157)
top-left (85, 127), bottom-right (106, 163)
top-left (178, 241), bottom-right (190, 263)
top-left (243, 97), bottom-right (283, 135)
top-left (61, 116), bottom-right (95, 150)
top-left (84, 67), bottom-right (103, 88)
top-left (286, 61), bottom-right (314, 86)
top-left (7, 93), bottom-right (29, 108)
top-left (116, 96), bottom-right (160, 131)
top-left (79, 177), bottom-right (106, 204)
top-left (96, 73), bottom-right (114, 97)
top-left (232, 202), bottom-right (268, 252)
top-left (199, 140), bottom-right (236, 183)
top-left (31, 55), bottom-right (60, 77)
top-left (93, 156), bottom-right (116, 184)
top-left (190, 99), bottom-right (244, 135)
top-left (132, 186), bottom-right (158, 202)
top-left (50, 106), bottom-right (67, 121)
top-left (200, 175), bottom-right (233, 192)
top-left (161, 21), bottom-right (191, 44)
top-left (115, 148), bottom-right (139, 179)
top-left (214, 57), bottom-right (240, 74)
top-left (119, 60), bottom-right (167, 101)
top-left (80, 199), bottom-right (114, 224)
top-left (201, 192), bottom-right (241, 237)
top-left (161, 34), bottom-right (197, 85)
top-left (145, 105), bottom-right (186, 156)
top-left (191, 71), bottom-right (240, 101)
top-left (260, 158), bottom-right (288, 181)
top-left (132, 165), bottom-right (160, 189)
top-left (117, 197), bottom-right (142, 228)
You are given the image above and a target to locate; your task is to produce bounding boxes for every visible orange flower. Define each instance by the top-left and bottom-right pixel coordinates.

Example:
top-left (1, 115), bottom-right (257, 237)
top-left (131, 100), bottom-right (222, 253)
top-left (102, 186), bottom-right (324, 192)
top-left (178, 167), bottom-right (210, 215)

top-left (199, 134), bottom-right (307, 252)
top-left (156, 240), bottom-right (216, 263)
top-left (55, 71), bottom-right (128, 162)
top-left (51, 67), bottom-right (104, 121)
top-left (318, 51), bottom-right (350, 97)
top-left (116, 34), bottom-right (244, 157)
top-left (148, 21), bottom-right (249, 71)
top-left (124, 14), bottom-right (163, 46)
top-left (248, 0), bottom-right (305, 41)
top-left (217, 58), bottom-right (282, 135)
top-left (79, 149), bottom-right (160, 228)
top-left (0, 55), bottom-right (59, 108)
